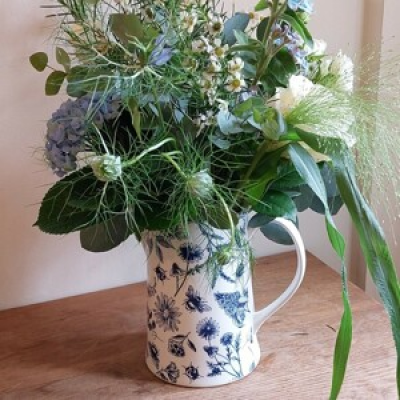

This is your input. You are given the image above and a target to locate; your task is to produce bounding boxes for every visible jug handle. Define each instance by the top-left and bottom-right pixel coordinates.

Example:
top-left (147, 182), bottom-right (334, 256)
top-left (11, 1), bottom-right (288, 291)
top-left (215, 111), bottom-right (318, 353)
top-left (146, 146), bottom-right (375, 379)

top-left (253, 217), bottom-right (307, 333)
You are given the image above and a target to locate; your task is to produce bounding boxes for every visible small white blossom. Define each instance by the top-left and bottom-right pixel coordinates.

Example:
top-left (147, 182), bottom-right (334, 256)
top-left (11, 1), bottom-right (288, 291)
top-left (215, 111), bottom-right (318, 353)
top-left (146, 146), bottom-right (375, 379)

top-left (142, 7), bottom-right (155, 22)
top-left (228, 57), bottom-right (245, 75)
top-left (330, 51), bottom-right (354, 93)
top-left (226, 73), bottom-right (247, 93)
top-left (91, 154), bottom-right (122, 182)
top-left (180, 11), bottom-right (198, 34)
top-left (311, 39), bottom-right (327, 56)
top-left (199, 77), bottom-right (214, 94)
top-left (207, 15), bottom-right (224, 36)
top-left (210, 39), bottom-right (229, 59)
top-left (274, 75), bottom-right (316, 115)
top-left (192, 36), bottom-right (211, 53)
top-left (205, 57), bottom-right (222, 77)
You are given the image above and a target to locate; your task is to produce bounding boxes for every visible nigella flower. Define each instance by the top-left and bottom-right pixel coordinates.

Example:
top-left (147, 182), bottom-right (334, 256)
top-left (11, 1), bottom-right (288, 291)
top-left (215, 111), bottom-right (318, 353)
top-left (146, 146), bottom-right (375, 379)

top-left (220, 333), bottom-right (233, 346)
top-left (203, 345), bottom-right (219, 357)
top-left (45, 93), bottom-right (121, 177)
top-left (288, 0), bottom-right (314, 13)
top-left (148, 342), bottom-right (160, 369)
top-left (196, 317), bottom-right (219, 340)
top-left (184, 363), bottom-right (201, 382)
top-left (179, 243), bottom-right (204, 263)
top-left (154, 293), bottom-right (182, 332)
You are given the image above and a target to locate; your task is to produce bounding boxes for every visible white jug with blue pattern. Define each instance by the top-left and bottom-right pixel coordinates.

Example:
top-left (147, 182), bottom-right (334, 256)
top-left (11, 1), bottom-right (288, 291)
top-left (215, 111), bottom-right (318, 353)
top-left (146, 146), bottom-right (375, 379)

top-left (143, 215), bottom-right (306, 387)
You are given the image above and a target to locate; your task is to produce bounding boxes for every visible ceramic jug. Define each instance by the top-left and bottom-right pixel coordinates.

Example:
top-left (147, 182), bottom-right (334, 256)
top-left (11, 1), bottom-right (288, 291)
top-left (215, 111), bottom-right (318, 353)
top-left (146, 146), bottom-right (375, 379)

top-left (143, 215), bottom-right (306, 387)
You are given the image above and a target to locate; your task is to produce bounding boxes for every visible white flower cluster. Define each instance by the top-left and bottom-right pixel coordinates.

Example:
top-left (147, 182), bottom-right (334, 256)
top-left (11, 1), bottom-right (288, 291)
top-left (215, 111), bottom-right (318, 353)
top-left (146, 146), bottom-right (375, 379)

top-left (319, 51), bottom-right (354, 93)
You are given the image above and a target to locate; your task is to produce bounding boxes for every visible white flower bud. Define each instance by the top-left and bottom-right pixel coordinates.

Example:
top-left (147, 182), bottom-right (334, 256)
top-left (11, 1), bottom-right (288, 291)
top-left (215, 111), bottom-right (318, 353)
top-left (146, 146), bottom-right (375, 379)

top-left (91, 154), bottom-right (122, 182)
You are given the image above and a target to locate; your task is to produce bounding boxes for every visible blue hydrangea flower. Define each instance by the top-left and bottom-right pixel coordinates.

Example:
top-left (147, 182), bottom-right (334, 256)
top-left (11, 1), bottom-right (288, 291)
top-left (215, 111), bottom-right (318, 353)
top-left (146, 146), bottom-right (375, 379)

top-left (196, 317), bottom-right (219, 340)
top-left (288, 0), bottom-right (314, 13)
top-left (179, 243), bottom-right (204, 263)
top-left (220, 333), bottom-right (233, 346)
top-left (45, 93), bottom-right (121, 177)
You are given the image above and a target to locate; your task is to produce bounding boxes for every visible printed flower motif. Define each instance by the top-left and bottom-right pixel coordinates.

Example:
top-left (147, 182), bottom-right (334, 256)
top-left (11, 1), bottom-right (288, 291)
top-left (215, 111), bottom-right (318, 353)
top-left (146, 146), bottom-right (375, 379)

top-left (207, 363), bottom-right (222, 377)
top-left (179, 243), bottom-right (204, 263)
top-left (155, 265), bottom-right (168, 282)
top-left (158, 362), bottom-right (180, 383)
top-left (170, 263), bottom-right (186, 277)
top-left (154, 293), bottom-right (182, 332)
top-left (184, 285), bottom-right (212, 313)
top-left (148, 342), bottom-right (160, 369)
top-left (226, 73), bottom-right (247, 93)
top-left (168, 336), bottom-right (186, 357)
top-left (203, 345), bottom-right (219, 357)
top-left (214, 291), bottom-right (249, 327)
top-left (196, 317), bottom-right (220, 340)
top-left (184, 363), bottom-right (201, 382)
top-left (220, 332), bottom-right (233, 346)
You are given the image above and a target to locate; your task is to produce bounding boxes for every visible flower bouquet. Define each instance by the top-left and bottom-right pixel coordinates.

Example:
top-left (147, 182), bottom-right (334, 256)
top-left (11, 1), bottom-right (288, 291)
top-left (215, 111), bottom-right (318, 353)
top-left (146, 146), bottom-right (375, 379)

top-left (31, 0), bottom-right (400, 396)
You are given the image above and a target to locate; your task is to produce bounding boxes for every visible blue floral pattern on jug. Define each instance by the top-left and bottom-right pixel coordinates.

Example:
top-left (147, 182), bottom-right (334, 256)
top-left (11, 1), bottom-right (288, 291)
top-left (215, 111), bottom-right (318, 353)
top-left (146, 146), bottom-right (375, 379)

top-left (144, 214), bottom-right (261, 387)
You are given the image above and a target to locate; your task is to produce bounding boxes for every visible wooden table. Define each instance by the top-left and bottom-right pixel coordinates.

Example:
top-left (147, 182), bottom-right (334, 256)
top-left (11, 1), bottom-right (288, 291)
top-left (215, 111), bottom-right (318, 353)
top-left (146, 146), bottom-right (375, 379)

top-left (0, 253), bottom-right (397, 399)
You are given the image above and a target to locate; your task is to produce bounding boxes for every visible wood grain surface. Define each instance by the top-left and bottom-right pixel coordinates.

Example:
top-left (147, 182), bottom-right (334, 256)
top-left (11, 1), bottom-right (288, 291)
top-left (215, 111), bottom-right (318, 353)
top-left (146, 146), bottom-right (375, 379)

top-left (0, 252), bottom-right (396, 400)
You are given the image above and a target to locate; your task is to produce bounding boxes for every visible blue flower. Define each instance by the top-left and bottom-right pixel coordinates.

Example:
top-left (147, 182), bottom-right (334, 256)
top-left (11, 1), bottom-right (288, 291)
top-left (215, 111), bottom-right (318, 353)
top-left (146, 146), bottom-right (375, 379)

top-left (220, 333), bottom-right (233, 346)
top-left (184, 363), bottom-right (201, 382)
top-left (45, 93), bottom-right (121, 177)
top-left (203, 345), bottom-right (219, 357)
top-left (288, 0), bottom-right (314, 13)
top-left (207, 362), bottom-right (223, 377)
top-left (214, 291), bottom-right (249, 328)
top-left (196, 317), bottom-right (219, 340)
top-left (179, 243), bottom-right (204, 263)
top-left (154, 293), bottom-right (182, 332)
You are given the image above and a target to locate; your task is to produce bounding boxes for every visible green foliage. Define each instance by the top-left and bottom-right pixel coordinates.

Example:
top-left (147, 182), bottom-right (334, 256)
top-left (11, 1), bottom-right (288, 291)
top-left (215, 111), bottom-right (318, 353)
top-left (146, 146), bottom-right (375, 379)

top-left (223, 13), bottom-right (250, 45)
top-left (30, 52), bottom-right (48, 72)
top-left (31, 1), bottom-right (400, 396)
top-left (45, 71), bottom-right (67, 96)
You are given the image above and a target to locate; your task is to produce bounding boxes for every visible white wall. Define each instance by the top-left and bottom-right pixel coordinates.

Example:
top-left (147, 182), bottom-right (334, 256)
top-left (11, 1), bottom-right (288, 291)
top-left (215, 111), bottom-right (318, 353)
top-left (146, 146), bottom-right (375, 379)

top-left (0, 0), bottom-right (363, 310)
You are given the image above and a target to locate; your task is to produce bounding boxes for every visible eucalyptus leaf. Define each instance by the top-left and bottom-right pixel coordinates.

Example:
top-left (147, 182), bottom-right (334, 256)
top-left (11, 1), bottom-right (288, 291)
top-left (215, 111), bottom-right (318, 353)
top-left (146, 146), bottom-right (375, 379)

top-left (29, 52), bottom-right (48, 72)
top-left (45, 71), bottom-right (67, 96)
top-left (56, 47), bottom-right (71, 71)
top-left (223, 13), bottom-right (250, 45)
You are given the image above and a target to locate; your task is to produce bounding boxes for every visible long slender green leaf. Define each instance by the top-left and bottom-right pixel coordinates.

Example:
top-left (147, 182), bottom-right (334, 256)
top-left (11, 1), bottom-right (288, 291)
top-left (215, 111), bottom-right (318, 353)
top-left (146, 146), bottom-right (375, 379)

top-left (288, 143), bottom-right (352, 399)
top-left (297, 130), bottom-right (400, 398)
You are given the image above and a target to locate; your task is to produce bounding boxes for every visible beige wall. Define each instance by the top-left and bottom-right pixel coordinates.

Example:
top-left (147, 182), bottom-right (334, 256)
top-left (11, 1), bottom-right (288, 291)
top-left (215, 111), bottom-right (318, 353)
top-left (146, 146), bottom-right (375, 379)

top-left (0, 0), bottom-right (364, 310)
